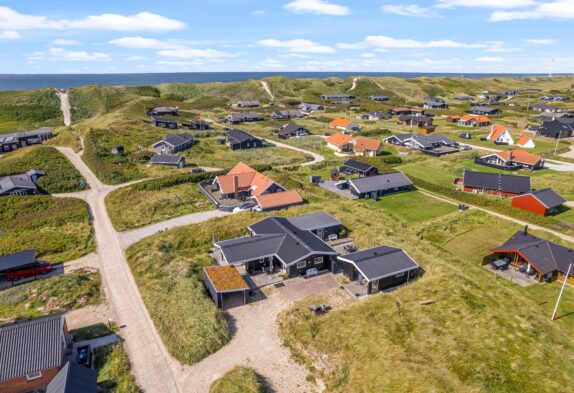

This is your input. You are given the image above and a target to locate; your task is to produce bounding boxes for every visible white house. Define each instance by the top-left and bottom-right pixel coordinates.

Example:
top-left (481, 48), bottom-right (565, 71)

top-left (517, 135), bottom-right (536, 149)
top-left (487, 125), bottom-right (515, 145)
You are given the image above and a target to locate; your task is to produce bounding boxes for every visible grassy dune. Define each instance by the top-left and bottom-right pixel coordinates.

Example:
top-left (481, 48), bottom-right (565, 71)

top-left (0, 89), bottom-right (62, 133)
top-left (0, 145), bottom-right (87, 193)
top-left (0, 269), bottom-right (101, 323)
top-left (0, 196), bottom-right (94, 262)
top-left (209, 367), bottom-right (266, 393)
top-left (95, 343), bottom-right (141, 393)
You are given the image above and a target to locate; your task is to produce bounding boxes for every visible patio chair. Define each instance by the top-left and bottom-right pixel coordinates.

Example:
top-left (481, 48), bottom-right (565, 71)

top-left (320, 304), bottom-right (332, 313)
top-left (309, 304), bottom-right (320, 314)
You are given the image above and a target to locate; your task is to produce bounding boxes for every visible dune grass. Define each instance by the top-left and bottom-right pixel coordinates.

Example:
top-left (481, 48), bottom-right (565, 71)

top-left (105, 173), bottom-right (218, 231)
top-left (0, 269), bottom-right (102, 323)
top-left (95, 343), bottom-right (140, 393)
top-left (0, 145), bottom-right (87, 193)
top-left (0, 196), bottom-right (95, 262)
top-left (209, 366), bottom-right (267, 393)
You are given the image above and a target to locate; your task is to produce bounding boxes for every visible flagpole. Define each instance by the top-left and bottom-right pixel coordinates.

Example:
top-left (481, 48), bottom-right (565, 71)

top-left (551, 263), bottom-right (572, 321)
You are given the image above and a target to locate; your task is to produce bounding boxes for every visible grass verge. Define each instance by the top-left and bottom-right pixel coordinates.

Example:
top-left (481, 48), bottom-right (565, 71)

top-left (95, 343), bottom-right (140, 393)
top-left (209, 366), bottom-right (267, 393)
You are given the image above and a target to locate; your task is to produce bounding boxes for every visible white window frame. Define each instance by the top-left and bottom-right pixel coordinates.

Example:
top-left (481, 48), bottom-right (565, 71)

top-left (26, 371), bottom-right (42, 381)
top-left (296, 261), bottom-right (306, 269)
top-left (313, 257), bottom-right (323, 265)
top-left (395, 272), bottom-right (405, 277)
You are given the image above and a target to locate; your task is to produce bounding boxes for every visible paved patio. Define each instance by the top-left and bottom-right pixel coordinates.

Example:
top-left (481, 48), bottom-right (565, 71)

top-left (341, 279), bottom-right (369, 298)
top-left (482, 264), bottom-right (539, 287)
top-left (318, 180), bottom-right (358, 199)
top-left (277, 273), bottom-right (339, 302)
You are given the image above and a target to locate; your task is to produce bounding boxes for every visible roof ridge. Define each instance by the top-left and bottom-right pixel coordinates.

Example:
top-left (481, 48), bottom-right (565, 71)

top-left (271, 217), bottom-right (314, 254)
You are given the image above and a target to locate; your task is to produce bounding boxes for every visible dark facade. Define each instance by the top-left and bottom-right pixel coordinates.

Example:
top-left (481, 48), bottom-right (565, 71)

top-left (0, 130), bottom-right (53, 154)
top-left (152, 117), bottom-right (178, 129)
top-left (226, 129), bottom-right (263, 150)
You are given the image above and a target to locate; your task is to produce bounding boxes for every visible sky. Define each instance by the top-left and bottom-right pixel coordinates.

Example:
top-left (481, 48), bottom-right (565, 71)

top-left (0, 0), bottom-right (573, 74)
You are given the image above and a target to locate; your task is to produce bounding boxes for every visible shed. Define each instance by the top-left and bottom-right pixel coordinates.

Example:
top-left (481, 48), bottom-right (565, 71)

top-left (339, 246), bottom-right (419, 294)
top-left (0, 249), bottom-right (37, 275)
top-left (148, 154), bottom-right (185, 168)
top-left (46, 361), bottom-right (97, 393)
top-left (204, 266), bottom-right (250, 309)
top-left (111, 146), bottom-right (124, 154)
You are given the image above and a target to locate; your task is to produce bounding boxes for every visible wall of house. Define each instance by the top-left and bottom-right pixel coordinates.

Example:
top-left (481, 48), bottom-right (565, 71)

top-left (261, 183), bottom-right (285, 195)
top-left (557, 272), bottom-right (574, 286)
top-left (204, 273), bottom-right (220, 306)
top-left (341, 261), bottom-right (359, 281)
top-left (462, 186), bottom-right (519, 198)
top-left (287, 255), bottom-right (330, 278)
top-left (0, 367), bottom-right (60, 393)
top-left (376, 269), bottom-right (417, 292)
top-left (310, 225), bottom-right (342, 241)
top-left (356, 185), bottom-right (413, 199)
top-left (511, 195), bottom-right (548, 216)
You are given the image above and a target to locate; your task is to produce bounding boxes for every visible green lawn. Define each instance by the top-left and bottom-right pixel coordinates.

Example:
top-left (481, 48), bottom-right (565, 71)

top-left (0, 269), bottom-right (101, 323)
top-left (0, 196), bottom-right (95, 263)
top-left (0, 145), bottom-right (87, 193)
top-left (209, 367), bottom-right (267, 393)
top-left (105, 173), bottom-right (217, 231)
top-left (94, 343), bottom-right (140, 393)
top-left (360, 191), bottom-right (457, 224)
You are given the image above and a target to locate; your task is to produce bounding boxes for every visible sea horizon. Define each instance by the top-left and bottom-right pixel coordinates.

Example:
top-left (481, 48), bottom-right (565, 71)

top-left (1, 71), bottom-right (572, 91)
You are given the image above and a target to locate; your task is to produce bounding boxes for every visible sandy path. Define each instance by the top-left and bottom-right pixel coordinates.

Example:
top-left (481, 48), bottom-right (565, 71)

top-left (55, 89), bottom-right (72, 126)
top-left (349, 77), bottom-right (359, 91)
top-left (260, 80), bottom-right (275, 100)
top-left (55, 147), bottom-right (182, 393)
top-left (560, 145), bottom-right (574, 159)
top-left (178, 290), bottom-right (316, 393)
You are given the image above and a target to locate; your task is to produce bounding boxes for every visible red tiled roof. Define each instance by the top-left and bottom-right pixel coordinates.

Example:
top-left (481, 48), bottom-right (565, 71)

top-left (326, 132), bottom-right (354, 146)
top-left (517, 135), bottom-right (533, 146)
top-left (354, 137), bottom-right (381, 151)
top-left (496, 149), bottom-right (542, 166)
top-left (215, 162), bottom-right (275, 196)
top-left (255, 190), bottom-right (303, 210)
top-left (488, 124), bottom-right (508, 142)
top-left (329, 118), bottom-right (353, 127)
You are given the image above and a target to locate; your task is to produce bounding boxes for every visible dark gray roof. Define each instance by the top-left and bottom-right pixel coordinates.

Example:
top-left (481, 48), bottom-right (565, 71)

top-left (152, 117), bottom-right (178, 124)
top-left (273, 110), bottom-right (304, 118)
top-left (341, 159), bottom-right (376, 173)
top-left (46, 361), bottom-right (97, 393)
top-left (226, 128), bottom-right (261, 143)
top-left (0, 170), bottom-right (43, 194)
top-left (236, 100), bottom-right (260, 106)
top-left (0, 313), bottom-right (65, 382)
top-left (492, 231), bottom-right (574, 276)
top-left (386, 133), bottom-right (455, 149)
top-left (149, 154), bottom-right (184, 165)
top-left (0, 129), bottom-right (53, 144)
top-left (286, 212), bottom-right (341, 231)
top-left (339, 246), bottom-right (419, 281)
top-left (227, 112), bottom-right (261, 122)
top-left (540, 121), bottom-right (574, 134)
top-left (0, 249), bottom-right (36, 272)
top-left (298, 103), bottom-right (324, 111)
top-left (471, 105), bottom-right (498, 113)
top-left (398, 115), bottom-right (433, 123)
top-left (349, 172), bottom-right (412, 194)
top-left (368, 95), bottom-right (389, 100)
top-left (528, 188), bottom-right (567, 209)
top-left (216, 234), bottom-right (286, 265)
top-left (463, 170), bottom-right (531, 194)
top-left (156, 133), bottom-right (193, 148)
top-left (278, 123), bottom-right (309, 137)
top-left (321, 94), bottom-right (353, 99)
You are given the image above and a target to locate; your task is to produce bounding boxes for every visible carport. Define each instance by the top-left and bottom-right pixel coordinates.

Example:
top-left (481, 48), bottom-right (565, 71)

top-left (204, 266), bottom-right (250, 309)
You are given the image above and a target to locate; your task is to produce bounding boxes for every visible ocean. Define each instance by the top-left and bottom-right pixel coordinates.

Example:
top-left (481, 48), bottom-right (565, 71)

top-left (0, 72), bottom-right (568, 91)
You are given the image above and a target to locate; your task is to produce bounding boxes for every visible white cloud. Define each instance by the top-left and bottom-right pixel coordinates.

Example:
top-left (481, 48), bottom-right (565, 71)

top-left (381, 4), bottom-right (439, 17)
top-left (259, 58), bottom-right (286, 69)
top-left (484, 41), bottom-right (520, 52)
top-left (0, 7), bottom-right (185, 31)
top-left (257, 38), bottom-right (335, 54)
top-left (360, 53), bottom-right (376, 58)
top-left (157, 48), bottom-right (232, 59)
top-left (490, 1), bottom-right (574, 21)
top-left (0, 30), bottom-right (21, 40)
top-left (126, 55), bottom-right (146, 61)
top-left (437, 0), bottom-right (535, 8)
top-left (108, 36), bottom-right (186, 49)
top-left (29, 47), bottom-right (110, 62)
top-left (251, 10), bottom-right (266, 16)
top-left (284, 0), bottom-right (350, 16)
top-left (338, 35), bottom-right (485, 50)
top-left (475, 56), bottom-right (505, 62)
top-left (51, 38), bottom-right (80, 45)
top-left (525, 38), bottom-right (556, 45)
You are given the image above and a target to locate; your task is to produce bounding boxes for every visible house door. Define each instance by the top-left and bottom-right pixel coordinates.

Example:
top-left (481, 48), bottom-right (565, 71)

top-left (371, 280), bottom-right (379, 293)
top-left (317, 228), bottom-right (324, 240)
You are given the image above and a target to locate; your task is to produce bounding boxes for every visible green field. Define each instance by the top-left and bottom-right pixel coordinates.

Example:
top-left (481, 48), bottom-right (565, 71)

top-left (0, 196), bottom-right (95, 262)
top-left (95, 343), bottom-right (140, 393)
top-left (0, 269), bottom-right (101, 323)
top-left (0, 89), bottom-right (62, 133)
top-left (209, 367), bottom-right (267, 393)
top-left (360, 191), bottom-right (458, 223)
top-left (105, 173), bottom-right (218, 231)
top-left (0, 145), bottom-right (87, 193)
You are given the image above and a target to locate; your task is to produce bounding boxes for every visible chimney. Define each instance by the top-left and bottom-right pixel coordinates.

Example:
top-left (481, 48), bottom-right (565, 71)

top-left (233, 175), bottom-right (239, 199)
top-left (524, 225), bottom-right (528, 235)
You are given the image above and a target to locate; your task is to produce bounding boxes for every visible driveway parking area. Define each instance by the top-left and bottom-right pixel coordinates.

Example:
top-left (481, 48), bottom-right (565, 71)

top-left (277, 273), bottom-right (339, 301)
top-left (318, 180), bottom-right (358, 199)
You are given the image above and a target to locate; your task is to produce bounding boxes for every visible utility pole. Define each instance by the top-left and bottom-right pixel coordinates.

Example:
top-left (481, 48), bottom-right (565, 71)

top-left (554, 130), bottom-right (562, 155)
top-left (551, 263), bottom-right (572, 321)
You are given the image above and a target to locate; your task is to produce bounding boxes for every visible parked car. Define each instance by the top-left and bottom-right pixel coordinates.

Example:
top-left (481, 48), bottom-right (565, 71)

top-left (232, 203), bottom-right (253, 213)
top-left (460, 145), bottom-right (472, 151)
top-left (76, 344), bottom-right (92, 367)
top-left (6, 261), bottom-right (52, 281)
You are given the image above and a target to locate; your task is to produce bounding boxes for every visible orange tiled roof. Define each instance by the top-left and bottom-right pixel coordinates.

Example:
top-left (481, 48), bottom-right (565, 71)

top-left (354, 137), bottom-right (381, 151)
top-left (326, 132), bottom-right (354, 146)
top-left (488, 124), bottom-right (508, 142)
top-left (204, 266), bottom-right (249, 292)
top-left (496, 149), bottom-right (542, 166)
top-left (448, 115), bottom-right (461, 119)
top-left (329, 118), bottom-right (353, 127)
top-left (216, 162), bottom-right (275, 196)
top-left (460, 115), bottom-right (490, 123)
top-left (517, 135), bottom-right (532, 146)
top-left (255, 190), bottom-right (304, 210)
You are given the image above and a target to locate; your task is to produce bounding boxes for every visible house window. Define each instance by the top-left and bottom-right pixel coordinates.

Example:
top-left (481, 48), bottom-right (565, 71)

top-left (395, 272), bottom-right (405, 277)
top-left (26, 371), bottom-right (42, 381)
top-left (297, 261), bottom-right (306, 269)
top-left (313, 257), bottom-right (323, 265)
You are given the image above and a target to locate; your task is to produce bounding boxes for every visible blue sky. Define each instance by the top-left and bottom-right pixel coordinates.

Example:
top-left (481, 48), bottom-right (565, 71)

top-left (0, 0), bottom-right (573, 74)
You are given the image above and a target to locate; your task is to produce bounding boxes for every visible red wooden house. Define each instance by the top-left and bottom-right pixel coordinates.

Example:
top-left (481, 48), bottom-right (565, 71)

top-left (457, 170), bottom-right (531, 198)
top-left (511, 188), bottom-right (566, 216)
